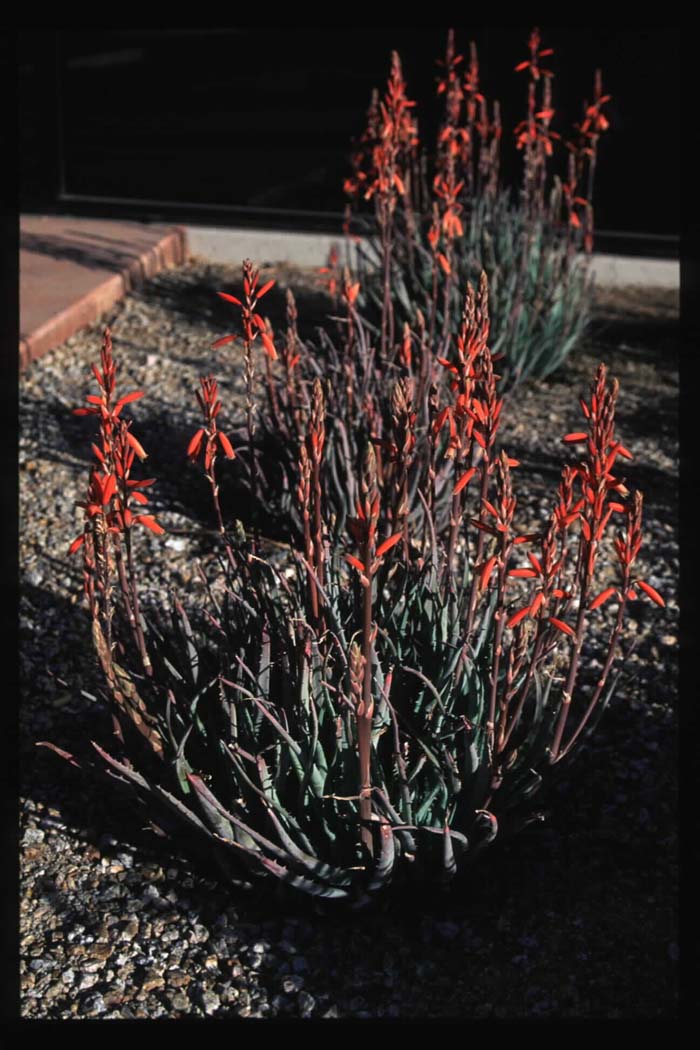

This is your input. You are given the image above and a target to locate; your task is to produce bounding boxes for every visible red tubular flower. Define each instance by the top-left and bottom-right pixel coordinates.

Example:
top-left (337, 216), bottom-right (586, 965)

top-left (318, 244), bottom-right (340, 299)
top-left (260, 327), bottom-right (277, 362)
top-left (126, 432), bottom-right (148, 461)
top-left (68, 534), bottom-right (85, 556)
top-left (345, 554), bottom-right (366, 574)
top-left (136, 515), bottom-right (165, 536)
top-left (507, 605), bottom-right (531, 629)
top-left (637, 580), bottom-right (665, 608)
top-left (218, 432), bottom-right (235, 460)
top-left (453, 466), bottom-right (477, 496)
top-left (480, 555), bottom-right (498, 590)
top-left (187, 428), bottom-right (205, 459)
top-left (589, 586), bottom-right (618, 610)
top-left (549, 616), bottom-right (575, 638)
top-left (342, 271), bottom-right (361, 307)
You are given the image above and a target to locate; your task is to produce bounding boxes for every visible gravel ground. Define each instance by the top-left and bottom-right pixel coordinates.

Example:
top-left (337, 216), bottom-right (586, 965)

top-left (19, 260), bottom-right (679, 1019)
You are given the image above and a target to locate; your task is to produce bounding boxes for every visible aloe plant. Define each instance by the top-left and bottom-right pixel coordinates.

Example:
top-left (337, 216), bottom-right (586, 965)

top-left (343, 29), bottom-right (609, 387)
top-left (41, 263), bottom-right (664, 904)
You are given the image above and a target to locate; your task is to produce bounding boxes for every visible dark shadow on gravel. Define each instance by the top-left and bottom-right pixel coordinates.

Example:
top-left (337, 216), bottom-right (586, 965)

top-left (589, 316), bottom-right (680, 365)
top-left (127, 262), bottom-right (341, 356)
top-left (20, 389), bottom-right (267, 545)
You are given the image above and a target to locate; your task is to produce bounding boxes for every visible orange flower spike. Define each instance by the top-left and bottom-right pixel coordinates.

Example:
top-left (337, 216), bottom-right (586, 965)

top-left (217, 262), bottom-right (275, 356)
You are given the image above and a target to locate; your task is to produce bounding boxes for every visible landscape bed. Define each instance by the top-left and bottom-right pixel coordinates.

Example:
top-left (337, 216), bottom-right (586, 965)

top-left (20, 258), bottom-right (678, 1019)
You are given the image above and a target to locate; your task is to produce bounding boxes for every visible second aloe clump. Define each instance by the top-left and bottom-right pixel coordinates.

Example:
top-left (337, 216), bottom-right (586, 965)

top-left (343, 29), bottom-right (610, 386)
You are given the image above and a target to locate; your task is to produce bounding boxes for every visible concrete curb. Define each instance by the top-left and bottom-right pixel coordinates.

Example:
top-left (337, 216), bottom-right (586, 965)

top-left (20, 225), bottom-right (189, 371)
top-left (185, 226), bottom-right (346, 271)
top-left (185, 224), bottom-right (679, 290)
top-left (588, 253), bottom-right (678, 290)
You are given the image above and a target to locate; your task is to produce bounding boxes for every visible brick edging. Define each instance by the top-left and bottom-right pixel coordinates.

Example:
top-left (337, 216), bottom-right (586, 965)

top-left (20, 226), bottom-right (189, 372)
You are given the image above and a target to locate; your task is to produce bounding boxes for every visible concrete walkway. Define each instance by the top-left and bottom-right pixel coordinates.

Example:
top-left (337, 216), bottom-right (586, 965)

top-left (20, 214), bottom-right (679, 372)
top-left (20, 216), bottom-right (187, 370)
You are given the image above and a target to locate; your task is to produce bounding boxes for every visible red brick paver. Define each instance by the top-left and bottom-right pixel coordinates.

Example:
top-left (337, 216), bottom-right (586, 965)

top-left (20, 216), bottom-right (188, 371)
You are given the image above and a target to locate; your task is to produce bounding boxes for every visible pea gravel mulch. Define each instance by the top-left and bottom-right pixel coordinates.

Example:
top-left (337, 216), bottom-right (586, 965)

top-left (19, 259), bottom-right (679, 1020)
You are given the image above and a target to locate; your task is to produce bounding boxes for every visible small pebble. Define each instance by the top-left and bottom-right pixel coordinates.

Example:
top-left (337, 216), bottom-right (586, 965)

top-left (282, 975), bottom-right (304, 994)
top-left (298, 991), bottom-right (316, 1018)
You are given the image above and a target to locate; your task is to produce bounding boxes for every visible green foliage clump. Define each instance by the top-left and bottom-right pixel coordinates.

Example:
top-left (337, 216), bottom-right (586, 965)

top-left (44, 252), bottom-right (664, 905)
